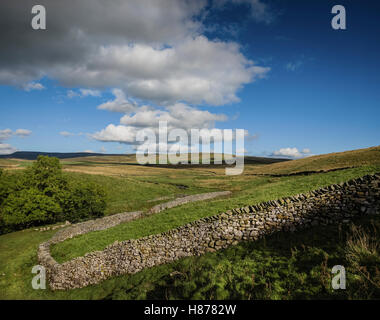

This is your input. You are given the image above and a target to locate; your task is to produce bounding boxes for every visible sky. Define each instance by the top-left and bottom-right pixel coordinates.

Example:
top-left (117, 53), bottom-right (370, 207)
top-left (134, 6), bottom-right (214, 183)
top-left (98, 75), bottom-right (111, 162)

top-left (0, 0), bottom-right (379, 158)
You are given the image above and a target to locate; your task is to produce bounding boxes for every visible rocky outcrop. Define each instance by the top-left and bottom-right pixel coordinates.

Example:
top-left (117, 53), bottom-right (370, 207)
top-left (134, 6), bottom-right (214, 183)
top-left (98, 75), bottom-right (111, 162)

top-left (39, 174), bottom-right (380, 290)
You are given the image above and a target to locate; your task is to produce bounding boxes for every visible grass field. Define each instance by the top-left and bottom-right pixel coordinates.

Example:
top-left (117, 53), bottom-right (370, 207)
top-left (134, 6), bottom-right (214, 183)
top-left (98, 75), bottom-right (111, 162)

top-left (0, 146), bottom-right (379, 300)
top-left (51, 165), bottom-right (380, 263)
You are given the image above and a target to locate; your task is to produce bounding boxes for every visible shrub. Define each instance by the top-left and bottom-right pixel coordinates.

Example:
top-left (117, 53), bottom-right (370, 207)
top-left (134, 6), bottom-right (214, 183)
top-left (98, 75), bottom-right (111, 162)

top-left (0, 156), bottom-right (107, 234)
top-left (24, 156), bottom-right (68, 196)
top-left (0, 169), bottom-right (17, 207)
top-left (61, 181), bottom-right (107, 223)
top-left (1, 188), bottom-right (62, 227)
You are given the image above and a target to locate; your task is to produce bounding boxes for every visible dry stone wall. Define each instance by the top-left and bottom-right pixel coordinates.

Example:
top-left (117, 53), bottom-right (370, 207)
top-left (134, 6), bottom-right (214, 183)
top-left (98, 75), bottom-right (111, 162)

top-left (39, 174), bottom-right (380, 290)
top-left (148, 191), bottom-right (231, 214)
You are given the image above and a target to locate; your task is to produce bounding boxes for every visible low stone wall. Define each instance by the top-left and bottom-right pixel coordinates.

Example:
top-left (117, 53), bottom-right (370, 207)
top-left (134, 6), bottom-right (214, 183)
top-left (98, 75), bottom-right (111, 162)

top-left (43, 191), bottom-right (230, 246)
top-left (38, 191), bottom-right (232, 285)
top-left (148, 191), bottom-right (231, 214)
top-left (39, 174), bottom-right (380, 290)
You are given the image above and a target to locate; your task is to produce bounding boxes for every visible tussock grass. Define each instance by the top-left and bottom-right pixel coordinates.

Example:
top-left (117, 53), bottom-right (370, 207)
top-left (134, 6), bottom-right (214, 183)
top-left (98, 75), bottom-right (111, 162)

top-left (345, 223), bottom-right (380, 295)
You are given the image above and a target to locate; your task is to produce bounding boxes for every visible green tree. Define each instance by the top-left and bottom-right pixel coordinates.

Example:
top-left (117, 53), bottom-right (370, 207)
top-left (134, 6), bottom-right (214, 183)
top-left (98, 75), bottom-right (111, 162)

top-left (1, 188), bottom-right (62, 227)
top-left (0, 156), bottom-right (107, 234)
top-left (0, 169), bottom-right (17, 206)
top-left (24, 156), bottom-right (68, 196)
top-left (61, 181), bottom-right (107, 223)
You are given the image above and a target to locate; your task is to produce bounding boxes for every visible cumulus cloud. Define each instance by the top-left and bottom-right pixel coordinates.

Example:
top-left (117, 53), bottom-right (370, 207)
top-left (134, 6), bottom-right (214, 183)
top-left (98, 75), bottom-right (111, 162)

top-left (92, 87), bottom-right (229, 146)
top-left (67, 90), bottom-right (79, 99)
top-left (92, 124), bottom-right (140, 144)
top-left (54, 36), bottom-right (268, 105)
top-left (67, 89), bottom-right (101, 98)
top-left (1, 0), bottom-right (272, 154)
top-left (97, 89), bottom-right (139, 113)
top-left (14, 129), bottom-right (32, 137)
top-left (0, 128), bottom-right (32, 154)
top-left (59, 131), bottom-right (75, 137)
top-left (0, 129), bottom-right (13, 141)
top-left (90, 85), bottom-right (262, 155)
top-left (92, 117), bottom-right (234, 148)
top-left (80, 89), bottom-right (101, 97)
top-left (22, 82), bottom-right (45, 92)
top-left (120, 103), bottom-right (227, 130)
top-left (0, 128), bottom-right (32, 140)
top-left (0, 0), bottom-right (204, 86)
top-left (0, 143), bottom-right (17, 155)
top-left (0, 0), bottom-right (270, 106)
top-left (59, 131), bottom-right (85, 137)
top-left (271, 147), bottom-right (312, 159)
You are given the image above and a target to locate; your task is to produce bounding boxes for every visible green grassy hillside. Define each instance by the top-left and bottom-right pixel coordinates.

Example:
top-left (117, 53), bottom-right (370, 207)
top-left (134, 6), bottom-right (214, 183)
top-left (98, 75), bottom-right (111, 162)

top-left (0, 146), bottom-right (379, 300)
top-left (252, 146), bottom-right (380, 175)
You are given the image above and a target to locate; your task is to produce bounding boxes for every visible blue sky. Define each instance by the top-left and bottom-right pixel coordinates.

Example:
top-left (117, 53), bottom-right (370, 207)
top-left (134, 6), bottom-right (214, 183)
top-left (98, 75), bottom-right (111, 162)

top-left (0, 0), bottom-right (379, 158)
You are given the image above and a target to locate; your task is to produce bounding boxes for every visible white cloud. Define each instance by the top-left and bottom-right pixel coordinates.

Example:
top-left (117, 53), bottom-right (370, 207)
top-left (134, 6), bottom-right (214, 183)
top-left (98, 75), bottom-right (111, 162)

top-left (0, 128), bottom-right (32, 140)
top-left (1, 1), bottom-right (271, 106)
top-left (0, 128), bottom-right (32, 154)
top-left (0, 143), bottom-right (17, 155)
top-left (92, 92), bottom-right (229, 146)
top-left (60, 131), bottom-right (75, 137)
top-left (14, 129), bottom-right (32, 137)
top-left (1, 0), bottom-right (273, 153)
top-left (67, 90), bottom-right (79, 98)
top-left (271, 147), bottom-right (312, 159)
top-left (1, 0), bottom-right (205, 88)
top-left (92, 124), bottom-right (139, 144)
top-left (0, 129), bottom-right (13, 141)
top-left (22, 82), bottom-right (45, 92)
top-left (120, 103), bottom-right (227, 130)
top-left (80, 89), bottom-right (101, 97)
top-left (67, 89), bottom-right (102, 98)
top-left (60, 131), bottom-right (85, 137)
top-left (55, 36), bottom-right (269, 105)
top-left (97, 89), bottom-right (139, 113)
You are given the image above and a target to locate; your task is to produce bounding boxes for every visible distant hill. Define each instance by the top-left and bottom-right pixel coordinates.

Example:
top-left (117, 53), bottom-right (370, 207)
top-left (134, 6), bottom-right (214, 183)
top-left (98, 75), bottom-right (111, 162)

top-left (0, 151), bottom-right (126, 160)
top-left (0, 151), bottom-right (290, 164)
top-left (244, 156), bottom-right (289, 165)
top-left (252, 146), bottom-right (380, 175)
